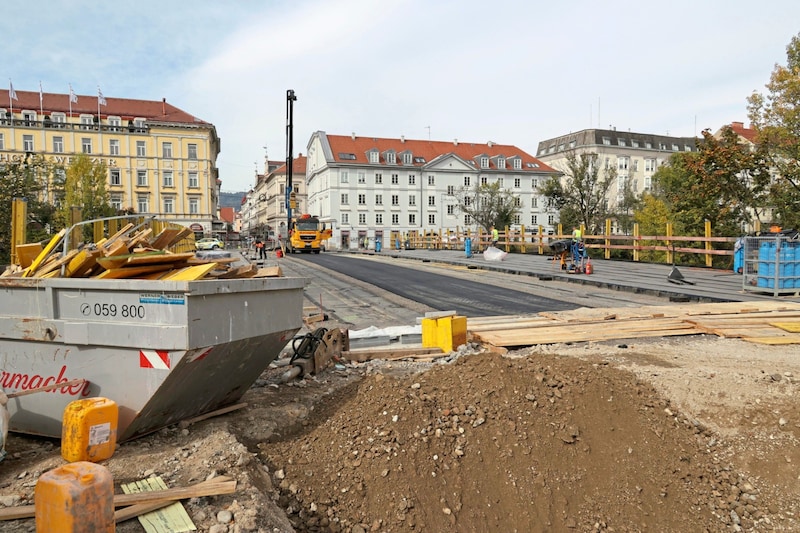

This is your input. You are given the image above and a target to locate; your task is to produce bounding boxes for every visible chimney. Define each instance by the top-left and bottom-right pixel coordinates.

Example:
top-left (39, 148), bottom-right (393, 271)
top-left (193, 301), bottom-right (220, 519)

top-left (454, 138), bottom-right (458, 146)
top-left (731, 121), bottom-right (744, 128)
top-left (162, 98), bottom-right (166, 115)
top-left (400, 135), bottom-right (405, 143)
top-left (488, 140), bottom-right (493, 148)
top-left (351, 132), bottom-right (356, 140)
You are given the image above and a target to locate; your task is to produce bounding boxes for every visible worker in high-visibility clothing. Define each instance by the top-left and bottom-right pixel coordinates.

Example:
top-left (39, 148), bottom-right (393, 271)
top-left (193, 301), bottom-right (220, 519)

top-left (490, 225), bottom-right (499, 247)
top-left (572, 226), bottom-right (582, 242)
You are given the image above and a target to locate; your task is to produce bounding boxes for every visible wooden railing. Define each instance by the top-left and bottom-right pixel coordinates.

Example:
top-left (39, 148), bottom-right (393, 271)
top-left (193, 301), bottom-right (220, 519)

top-left (401, 220), bottom-right (739, 269)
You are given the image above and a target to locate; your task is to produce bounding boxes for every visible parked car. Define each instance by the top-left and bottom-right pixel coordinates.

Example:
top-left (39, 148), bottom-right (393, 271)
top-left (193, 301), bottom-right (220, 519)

top-left (195, 237), bottom-right (224, 251)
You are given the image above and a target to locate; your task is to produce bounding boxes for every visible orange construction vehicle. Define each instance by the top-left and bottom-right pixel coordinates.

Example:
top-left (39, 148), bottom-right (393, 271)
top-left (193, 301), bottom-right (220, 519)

top-left (287, 214), bottom-right (332, 254)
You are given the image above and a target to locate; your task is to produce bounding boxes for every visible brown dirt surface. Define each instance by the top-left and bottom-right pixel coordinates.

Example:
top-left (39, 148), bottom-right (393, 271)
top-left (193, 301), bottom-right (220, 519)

top-left (2, 334), bottom-right (800, 532)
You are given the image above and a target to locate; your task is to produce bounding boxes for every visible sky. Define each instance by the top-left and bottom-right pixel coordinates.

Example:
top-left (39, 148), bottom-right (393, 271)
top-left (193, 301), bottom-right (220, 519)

top-left (4, 0), bottom-right (800, 193)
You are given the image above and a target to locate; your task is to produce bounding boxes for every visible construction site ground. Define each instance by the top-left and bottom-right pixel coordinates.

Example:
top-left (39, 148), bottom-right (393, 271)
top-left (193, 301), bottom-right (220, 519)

top-left (2, 250), bottom-right (800, 532)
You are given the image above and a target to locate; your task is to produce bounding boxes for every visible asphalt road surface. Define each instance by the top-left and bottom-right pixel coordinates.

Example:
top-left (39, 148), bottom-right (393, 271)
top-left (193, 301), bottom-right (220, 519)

top-left (292, 252), bottom-right (580, 317)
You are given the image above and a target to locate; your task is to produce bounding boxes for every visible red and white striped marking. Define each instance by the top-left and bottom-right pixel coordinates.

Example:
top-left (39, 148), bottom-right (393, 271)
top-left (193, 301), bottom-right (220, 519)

top-left (139, 350), bottom-right (171, 369)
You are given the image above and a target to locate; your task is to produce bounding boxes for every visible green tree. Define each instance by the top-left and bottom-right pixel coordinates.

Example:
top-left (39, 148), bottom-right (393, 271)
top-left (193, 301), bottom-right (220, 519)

top-left (54, 154), bottom-right (116, 238)
top-left (0, 153), bottom-right (58, 264)
top-left (614, 177), bottom-right (643, 236)
top-left (454, 181), bottom-right (521, 232)
top-left (652, 128), bottom-right (769, 237)
top-left (634, 193), bottom-right (685, 263)
top-left (747, 32), bottom-right (800, 229)
top-left (539, 152), bottom-right (615, 233)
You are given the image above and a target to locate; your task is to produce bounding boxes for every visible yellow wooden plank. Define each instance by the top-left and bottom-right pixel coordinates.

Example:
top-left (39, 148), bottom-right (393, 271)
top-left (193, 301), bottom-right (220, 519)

top-left (771, 322), bottom-right (800, 333)
top-left (22, 229), bottom-right (66, 277)
top-left (95, 264), bottom-right (178, 279)
top-left (15, 242), bottom-right (43, 268)
top-left (743, 336), bottom-right (800, 345)
top-left (161, 262), bottom-right (217, 281)
top-left (120, 476), bottom-right (195, 533)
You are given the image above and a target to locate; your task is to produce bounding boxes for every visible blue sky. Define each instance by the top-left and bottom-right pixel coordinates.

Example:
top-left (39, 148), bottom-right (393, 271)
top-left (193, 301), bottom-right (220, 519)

top-left (4, 0), bottom-right (800, 192)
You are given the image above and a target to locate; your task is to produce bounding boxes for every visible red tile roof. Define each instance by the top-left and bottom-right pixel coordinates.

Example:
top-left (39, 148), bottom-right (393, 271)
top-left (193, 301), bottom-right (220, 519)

top-left (272, 155), bottom-right (307, 175)
top-left (1, 88), bottom-right (208, 125)
top-left (325, 134), bottom-right (555, 173)
top-left (729, 121), bottom-right (757, 143)
top-left (219, 207), bottom-right (236, 224)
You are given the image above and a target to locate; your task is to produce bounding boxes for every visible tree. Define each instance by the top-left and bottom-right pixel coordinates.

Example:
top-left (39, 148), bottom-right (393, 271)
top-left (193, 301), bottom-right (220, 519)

top-left (634, 193), bottom-right (686, 263)
top-left (0, 153), bottom-right (58, 264)
top-left (614, 177), bottom-right (643, 235)
top-left (54, 154), bottom-right (116, 239)
top-left (747, 32), bottom-right (800, 229)
top-left (539, 152), bottom-right (614, 233)
top-left (651, 128), bottom-right (769, 237)
top-left (454, 181), bottom-right (520, 232)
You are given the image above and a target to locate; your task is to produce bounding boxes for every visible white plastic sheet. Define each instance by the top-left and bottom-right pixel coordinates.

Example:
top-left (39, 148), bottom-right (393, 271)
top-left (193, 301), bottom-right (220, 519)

top-left (483, 246), bottom-right (508, 262)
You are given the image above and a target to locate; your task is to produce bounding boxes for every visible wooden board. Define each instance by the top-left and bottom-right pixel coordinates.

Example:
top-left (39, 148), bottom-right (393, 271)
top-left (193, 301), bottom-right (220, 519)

top-left (771, 322), bottom-right (800, 333)
top-left (161, 262), bottom-right (217, 281)
top-left (343, 346), bottom-right (444, 362)
top-left (120, 476), bottom-right (195, 532)
top-left (95, 264), bottom-right (180, 279)
top-left (15, 242), bottom-right (43, 268)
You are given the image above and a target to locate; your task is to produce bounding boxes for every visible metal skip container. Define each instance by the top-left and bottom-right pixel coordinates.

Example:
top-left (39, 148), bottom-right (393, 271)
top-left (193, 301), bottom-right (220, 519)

top-left (0, 276), bottom-right (305, 441)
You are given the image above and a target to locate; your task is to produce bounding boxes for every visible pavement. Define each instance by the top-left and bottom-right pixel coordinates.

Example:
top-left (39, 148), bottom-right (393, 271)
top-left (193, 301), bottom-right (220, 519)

top-left (347, 246), bottom-right (800, 304)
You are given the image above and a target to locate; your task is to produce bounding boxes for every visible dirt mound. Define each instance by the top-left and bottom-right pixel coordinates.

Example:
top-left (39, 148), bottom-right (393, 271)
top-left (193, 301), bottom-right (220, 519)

top-left (262, 352), bottom-right (752, 532)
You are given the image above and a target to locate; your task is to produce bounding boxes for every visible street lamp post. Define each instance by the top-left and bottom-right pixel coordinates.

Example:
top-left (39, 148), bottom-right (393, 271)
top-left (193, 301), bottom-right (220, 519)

top-left (286, 89), bottom-right (297, 235)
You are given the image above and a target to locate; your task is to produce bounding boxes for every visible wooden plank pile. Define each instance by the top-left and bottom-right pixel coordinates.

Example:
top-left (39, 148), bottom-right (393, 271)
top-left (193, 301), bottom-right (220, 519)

top-left (1, 225), bottom-right (281, 281)
top-left (469, 301), bottom-right (800, 347)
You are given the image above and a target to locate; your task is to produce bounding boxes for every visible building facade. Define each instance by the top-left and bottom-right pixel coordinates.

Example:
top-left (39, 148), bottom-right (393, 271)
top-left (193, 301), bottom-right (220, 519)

top-left (0, 87), bottom-right (221, 235)
top-left (305, 131), bottom-right (558, 250)
top-left (241, 157), bottom-right (307, 242)
top-left (535, 128), bottom-right (697, 232)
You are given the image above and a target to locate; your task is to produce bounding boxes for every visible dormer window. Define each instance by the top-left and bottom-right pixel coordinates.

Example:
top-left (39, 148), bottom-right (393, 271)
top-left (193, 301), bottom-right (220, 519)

top-left (402, 152), bottom-right (412, 165)
top-left (480, 156), bottom-right (489, 168)
top-left (384, 150), bottom-right (396, 164)
top-left (510, 157), bottom-right (522, 170)
top-left (497, 157), bottom-right (505, 169)
top-left (368, 150), bottom-right (379, 163)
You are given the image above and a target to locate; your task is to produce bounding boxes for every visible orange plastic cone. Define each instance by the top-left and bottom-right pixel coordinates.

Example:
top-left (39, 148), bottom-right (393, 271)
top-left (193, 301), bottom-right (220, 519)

top-left (585, 258), bottom-right (593, 275)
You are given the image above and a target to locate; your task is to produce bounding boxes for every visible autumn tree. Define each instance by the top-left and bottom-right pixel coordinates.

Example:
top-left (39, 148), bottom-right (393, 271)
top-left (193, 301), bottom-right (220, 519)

top-left (539, 152), bottom-right (615, 233)
top-left (54, 154), bottom-right (116, 240)
top-left (454, 181), bottom-right (521, 233)
top-left (0, 153), bottom-right (59, 264)
top-left (747, 31), bottom-right (800, 229)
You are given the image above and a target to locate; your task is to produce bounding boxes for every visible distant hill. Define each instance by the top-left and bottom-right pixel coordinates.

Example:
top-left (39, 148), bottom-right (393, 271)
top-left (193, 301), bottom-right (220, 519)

top-left (219, 191), bottom-right (246, 212)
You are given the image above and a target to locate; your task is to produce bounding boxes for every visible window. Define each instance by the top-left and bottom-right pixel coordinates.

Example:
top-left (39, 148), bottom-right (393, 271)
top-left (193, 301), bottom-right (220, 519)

top-left (465, 215), bottom-right (472, 225)
top-left (631, 140), bottom-right (639, 148)
top-left (447, 185), bottom-right (455, 195)
top-left (342, 213), bottom-right (349, 224)
top-left (514, 178), bottom-right (521, 188)
top-left (633, 160), bottom-right (639, 172)
top-left (338, 153), bottom-right (356, 160)
top-left (464, 197), bottom-right (472, 206)
top-left (672, 144), bottom-right (679, 151)
top-left (481, 176), bottom-right (488, 185)
top-left (163, 171), bottom-right (174, 187)
top-left (428, 196), bottom-right (435, 206)
top-left (644, 176), bottom-right (652, 191)
top-left (188, 144), bottom-right (198, 160)
top-left (447, 205), bottom-right (455, 215)
top-left (618, 157), bottom-right (629, 171)
top-left (51, 113), bottom-right (66, 127)
top-left (136, 141), bottom-right (146, 157)
top-left (409, 214), bottom-right (416, 225)
top-left (108, 116), bottom-right (121, 131)
top-left (514, 197), bottom-right (521, 207)
top-left (358, 172), bottom-right (366, 184)
top-left (391, 174), bottom-right (399, 185)
top-left (188, 172), bottom-right (198, 188)
top-left (618, 139), bottom-right (626, 147)
top-left (385, 152), bottom-right (396, 164)
top-left (428, 214), bottom-right (435, 225)
top-left (137, 195), bottom-right (149, 213)
top-left (391, 194), bottom-right (399, 206)
top-left (409, 195), bottom-right (416, 206)
top-left (189, 198), bottom-right (199, 214)
top-left (358, 194), bottom-right (366, 205)
top-left (162, 142), bottom-right (173, 159)
top-left (645, 159), bottom-right (656, 172)
top-left (23, 135), bottom-right (34, 151)
top-left (569, 140), bottom-right (576, 149)
top-left (110, 169), bottom-right (121, 186)
top-left (602, 137), bottom-right (611, 145)
top-left (376, 213), bottom-right (383, 225)
top-left (341, 171), bottom-right (348, 183)
top-left (137, 170), bottom-right (147, 186)
top-left (375, 194), bottom-right (383, 205)
top-left (279, 184), bottom-right (285, 194)
top-left (163, 197), bottom-right (174, 214)
top-left (645, 141), bottom-right (653, 149)
top-left (391, 213), bottom-right (399, 225)
top-left (480, 157), bottom-right (489, 168)
top-left (0, 133), bottom-right (4, 150)
top-left (464, 176), bottom-right (471, 186)
top-left (341, 193), bottom-right (349, 205)
top-left (531, 214), bottom-right (538, 225)
top-left (428, 175), bottom-right (435, 186)
top-left (53, 136), bottom-right (64, 153)
top-left (409, 175), bottom-right (416, 185)
top-left (358, 213), bottom-right (367, 225)
top-left (111, 196), bottom-right (122, 211)
top-left (531, 197), bottom-right (538, 208)
top-left (109, 139), bottom-right (119, 155)
top-left (414, 156), bottom-right (426, 163)
top-left (369, 151), bottom-right (379, 163)
top-left (684, 145), bottom-right (692, 152)
top-left (403, 153), bottom-right (412, 165)
top-left (81, 138), bottom-right (92, 154)
top-left (497, 158), bottom-right (506, 169)
top-left (375, 173), bottom-right (382, 184)
top-left (548, 214), bottom-right (555, 225)
top-left (80, 115), bottom-right (94, 130)
top-left (513, 159), bottom-right (522, 170)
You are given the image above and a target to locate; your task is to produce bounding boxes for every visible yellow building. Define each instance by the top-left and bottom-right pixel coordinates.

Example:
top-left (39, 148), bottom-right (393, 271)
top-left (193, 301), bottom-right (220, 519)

top-left (1, 87), bottom-right (220, 235)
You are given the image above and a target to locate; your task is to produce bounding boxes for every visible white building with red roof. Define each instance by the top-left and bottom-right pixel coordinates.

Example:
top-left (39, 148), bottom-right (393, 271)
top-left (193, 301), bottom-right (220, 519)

top-left (305, 131), bottom-right (558, 251)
